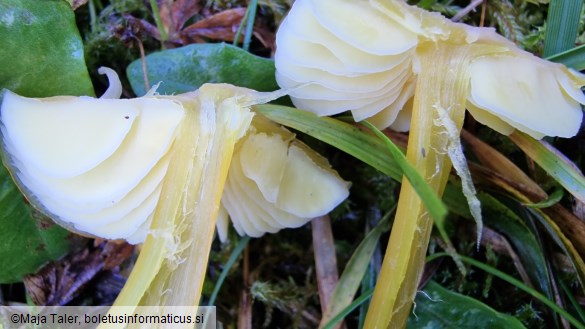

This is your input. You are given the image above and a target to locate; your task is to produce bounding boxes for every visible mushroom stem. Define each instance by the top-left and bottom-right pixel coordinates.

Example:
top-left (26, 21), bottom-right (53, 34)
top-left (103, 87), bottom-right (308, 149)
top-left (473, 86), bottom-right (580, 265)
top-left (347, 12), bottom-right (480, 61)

top-left (364, 43), bottom-right (478, 328)
top-left (107, 88), bottom-right (253, 328)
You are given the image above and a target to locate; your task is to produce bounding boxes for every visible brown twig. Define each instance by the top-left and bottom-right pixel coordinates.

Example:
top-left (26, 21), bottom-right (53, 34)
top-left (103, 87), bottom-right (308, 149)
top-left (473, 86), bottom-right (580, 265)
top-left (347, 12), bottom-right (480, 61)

top-left (132, 36), bottom-right (150, 92)
top-left (451, 0), bottom-right (484, 22)
top-left (238, 245), bottom-right (252, 329)
top-left (311, 216), bottom-right (340, 315)
top-left (479, 0), bottom-right (487, 27)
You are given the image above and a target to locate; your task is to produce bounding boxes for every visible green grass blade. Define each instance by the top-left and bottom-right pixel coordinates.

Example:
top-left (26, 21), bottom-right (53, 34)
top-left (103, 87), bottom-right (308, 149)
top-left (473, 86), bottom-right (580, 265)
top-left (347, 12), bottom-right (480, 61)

top-left (479, 193), bottom-right (554, 300)
top-left (207, 235), bottom-right (251, 306)
top-left (321, 288), bottom-right (374, 329)
top-left (543, 0), bottom-right (583, 57)
top-left (547, 44), bottom-right (585, 71)
top-left (523, 188), bottom-right (563, 209)
top-left (149, 0), bottom-right (167, 46)
top-left (254, 104), bottom-right (403, 180)
top-left (560, 278), bottom-right (585, 324)
top-left (243, 0), bottom-right (258, 51)
top-left (232, 8), bottom-right (249, 46)
top-left (255, 104), bottom-right (447, 221)
top-left (509, 132), bottom-right (585, 204)
top-left (361, 121), bottom-right (448, 222)
top-left (526, 207), bottom-right (585, 292)
top-left (428, 253), bottom-right (585, 329)
top-left (320, 211), bottom-right (391, 328)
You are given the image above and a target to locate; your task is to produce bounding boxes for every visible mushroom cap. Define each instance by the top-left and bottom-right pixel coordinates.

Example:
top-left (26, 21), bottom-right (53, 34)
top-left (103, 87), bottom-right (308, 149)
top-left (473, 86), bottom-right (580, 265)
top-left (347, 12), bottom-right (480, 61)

top-left (1, 69), bottom-right (350, 243)
top-left (467, 54), bottom-right (585, 139)
top-left (275, 0), bottom-right (417, 126)
top-left (1, 78), bottom-right (184, 243)
top-left (219, 115), bottom-right (350, 239)
top-left (275, 0), bottom-right (585, 139)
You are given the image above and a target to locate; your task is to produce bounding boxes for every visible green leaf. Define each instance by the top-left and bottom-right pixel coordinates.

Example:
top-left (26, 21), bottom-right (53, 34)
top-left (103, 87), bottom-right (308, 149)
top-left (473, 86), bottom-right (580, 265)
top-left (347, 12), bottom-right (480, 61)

top-left (408, 281), bottom-right (526, 329)
top-left (321, 212), bottom-right (391, 328)
top-left (427, 253), bottom-right (585, 329)
top-left (362, 121), bottom-right (447, 224)
top-left (509, 132), bottom-right (585, 205)
top-left (0, 0), bottom-right (94, 97)
top-left (207, 236), bottom-right (250, 306)
top-left (0, 165), bottom-right (72, 283)
top-left (254, 105), bottom-right (447, 220)
top-left (0, 0), bottom-right (93, 282)
top-left (241, 0), bottom-right (258, 51)
top-left (322, 287), bottom-right (374, 329)
top-left (547, 44), bottom-right (585, 71)
top-left (523, 188), bottom-right (563, 209)
top-left (479, 193), bottom-right (554, 301)
top-left (543, 0), bottom-right (583, 57)
top-left (254, 104), bottom-right (403, 180)
top-left (527, 206), bottom-right (585, 293)
top-left (127, 43), bottom-right (278, 96)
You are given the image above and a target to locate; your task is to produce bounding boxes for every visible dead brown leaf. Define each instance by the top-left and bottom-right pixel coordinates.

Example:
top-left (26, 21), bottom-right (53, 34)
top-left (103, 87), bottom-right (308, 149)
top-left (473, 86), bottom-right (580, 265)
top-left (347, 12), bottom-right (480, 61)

top-left (180, 8), bottom-right (246, 43)
top-left (158, 0), bottom-right (203, 37)
top-left (461, 129), bottom-right (543, 194)
top-left (23, 241), bottom-right (133, 306)
top-left (120, 3), bottom-right (276, 51)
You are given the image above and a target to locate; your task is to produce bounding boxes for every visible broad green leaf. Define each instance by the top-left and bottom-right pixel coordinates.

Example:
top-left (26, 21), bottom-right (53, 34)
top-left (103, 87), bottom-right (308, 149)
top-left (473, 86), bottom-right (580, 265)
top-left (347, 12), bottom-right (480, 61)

top-left (407, 281), bottom-right (526, 329)
top-left (127, 43), bottom-right (278, 96)
top-left (0, 165), bottom-right (72, 283)
top-left (428, 253), bottom-right (585, 329)
top-left (0, 0), bottom-right (94, 97)
top-left (0, 0), bottom-right (93, 282)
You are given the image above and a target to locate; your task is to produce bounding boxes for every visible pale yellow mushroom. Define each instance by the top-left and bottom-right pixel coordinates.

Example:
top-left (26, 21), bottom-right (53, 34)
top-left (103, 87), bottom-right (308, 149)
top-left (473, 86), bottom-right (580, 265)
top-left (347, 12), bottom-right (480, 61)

top-left (220, 116), bottom-right (350, 239)
top-left (275, 0), bottom-right (585, 139)
top-left (1, 69), bottom-right (183, 243)
top-left (0, 68), bottom-right (350, 318)
top-left (274, 0), bottom-right (585, 327)
top-left (0, 68), bottom-right (349, 245)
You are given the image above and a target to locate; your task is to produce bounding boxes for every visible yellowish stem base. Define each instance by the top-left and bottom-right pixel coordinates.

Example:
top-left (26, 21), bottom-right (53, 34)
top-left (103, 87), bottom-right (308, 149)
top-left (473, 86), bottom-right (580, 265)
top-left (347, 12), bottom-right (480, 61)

top-left (103, 86), bottom-right (254, 329)
top-left (363, 43), bottom-right (478, 328)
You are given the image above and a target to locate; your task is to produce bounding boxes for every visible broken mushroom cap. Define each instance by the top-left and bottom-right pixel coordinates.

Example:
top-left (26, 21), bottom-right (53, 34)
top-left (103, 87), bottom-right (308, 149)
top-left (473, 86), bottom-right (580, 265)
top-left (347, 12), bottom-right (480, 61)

top-left (218, 115), bottom-right (350, 241)
top-left (0, 68), bottom-right (349, 243)
top-left (275, 0), bottom-right (585, 139)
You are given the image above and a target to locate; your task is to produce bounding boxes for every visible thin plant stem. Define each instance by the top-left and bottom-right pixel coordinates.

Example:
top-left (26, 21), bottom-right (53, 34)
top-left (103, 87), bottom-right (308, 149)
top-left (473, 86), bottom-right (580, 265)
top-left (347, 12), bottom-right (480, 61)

top-left (88, 0), bottom-right (97, 33)
top-left (233, 7), bottom-right (250, 47)
top-left (132, 36), bottom-right (150, 92)
top-left (560, 278), bottom-right (585, 324)
top-left (243, 0), bottom-right (258, 51)
top-left (322, 288), bottom-right (374, 329)
top-left (149, 0), bottom-right (168, 47)
top-left (451, 0), bottom-right (483, 22)
top-left (207, 236), bottom-right (251, 306)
